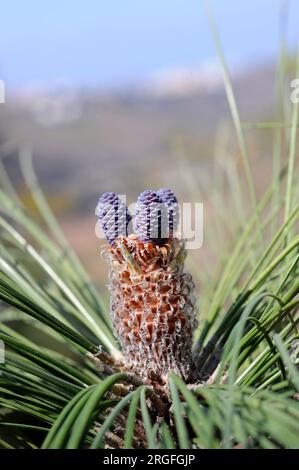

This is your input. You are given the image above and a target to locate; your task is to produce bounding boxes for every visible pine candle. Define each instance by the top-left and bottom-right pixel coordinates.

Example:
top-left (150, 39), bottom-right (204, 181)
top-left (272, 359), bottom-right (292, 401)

top-left (97, 190), bottom-right (197, 386)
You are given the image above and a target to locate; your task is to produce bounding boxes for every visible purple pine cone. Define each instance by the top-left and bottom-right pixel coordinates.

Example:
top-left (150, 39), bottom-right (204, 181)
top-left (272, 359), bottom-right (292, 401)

top-left (157, 188), bottom-right (179, 235)
top-left (134, 190), bottom-right (163, 243)
top-left (96, 192), bottom-right (131, 245)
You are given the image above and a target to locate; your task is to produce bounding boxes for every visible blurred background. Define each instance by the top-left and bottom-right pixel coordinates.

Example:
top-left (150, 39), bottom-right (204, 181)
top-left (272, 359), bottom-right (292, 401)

top-left (0, 0), bottom-right (298, 288)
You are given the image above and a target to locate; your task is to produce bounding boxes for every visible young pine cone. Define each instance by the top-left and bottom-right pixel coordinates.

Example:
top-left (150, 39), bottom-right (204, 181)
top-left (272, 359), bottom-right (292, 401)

top-left (98, 190), bottom-right (197, 386)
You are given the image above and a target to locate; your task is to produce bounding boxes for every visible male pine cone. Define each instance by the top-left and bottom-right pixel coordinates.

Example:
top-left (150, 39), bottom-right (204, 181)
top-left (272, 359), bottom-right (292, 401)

top-left (98, 190), bottom-right (197, 387)
top-left (103, 235), bottom-right (197, 386)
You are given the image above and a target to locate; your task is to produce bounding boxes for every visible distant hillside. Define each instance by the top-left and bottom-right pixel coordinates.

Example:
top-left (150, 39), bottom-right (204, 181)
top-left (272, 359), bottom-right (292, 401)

top-left (0, 62), bottom-right (275, 209)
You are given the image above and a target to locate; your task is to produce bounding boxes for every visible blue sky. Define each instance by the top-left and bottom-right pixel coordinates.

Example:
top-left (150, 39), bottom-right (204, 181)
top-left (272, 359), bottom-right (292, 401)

top-left (0, 0), bottom-right (298, 90)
